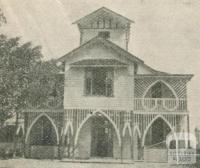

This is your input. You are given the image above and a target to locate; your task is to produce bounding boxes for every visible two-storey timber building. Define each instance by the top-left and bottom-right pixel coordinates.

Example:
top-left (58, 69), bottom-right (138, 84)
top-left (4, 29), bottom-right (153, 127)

top-left (23, 7), bottom-right (193, 162)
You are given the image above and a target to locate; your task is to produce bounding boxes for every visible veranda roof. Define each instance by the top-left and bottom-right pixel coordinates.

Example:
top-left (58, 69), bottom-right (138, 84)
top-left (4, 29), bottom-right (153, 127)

top-left (135, 74), bottom-right (193, 81)
top-left (70, 59), bottom-right (127, 67)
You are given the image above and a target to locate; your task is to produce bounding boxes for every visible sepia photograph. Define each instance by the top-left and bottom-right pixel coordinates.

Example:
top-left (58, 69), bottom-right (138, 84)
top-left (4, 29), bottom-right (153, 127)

top-left (0, 0), bottom-right (199, 167)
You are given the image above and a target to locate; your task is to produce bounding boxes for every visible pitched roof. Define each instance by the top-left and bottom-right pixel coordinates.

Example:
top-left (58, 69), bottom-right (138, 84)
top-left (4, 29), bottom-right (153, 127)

top-left (57, 37), bottom-right (193, 78)
top-left (73, 7), bottom-right (134, 25)
top-left (57, 36), bottom-right (143, 64)
top-left (142, 63), bottom-right (170, 75)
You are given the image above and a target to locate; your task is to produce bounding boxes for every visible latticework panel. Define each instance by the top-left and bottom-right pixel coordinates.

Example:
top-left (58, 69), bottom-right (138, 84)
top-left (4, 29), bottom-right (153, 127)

top-left (134, 78), bottom-right (187, 98)
top-left (132, 113), bottom-right (186, 141)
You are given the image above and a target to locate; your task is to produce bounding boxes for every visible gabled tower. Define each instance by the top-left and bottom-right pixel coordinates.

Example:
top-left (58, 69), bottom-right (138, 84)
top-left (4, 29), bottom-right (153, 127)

top-left (73, 7), bottom-right (134, 50)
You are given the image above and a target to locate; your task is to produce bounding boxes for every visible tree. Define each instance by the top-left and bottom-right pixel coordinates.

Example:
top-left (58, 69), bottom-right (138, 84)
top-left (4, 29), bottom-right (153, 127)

top-left (0, 35), bottom-right (43, 127)
top-left (27, 59), bottom-right (64, 109)
top-left (0, 9), bottom-right (64, 156)
top-left (0, 34), bottom-right (64, 156)
top-left (0, 34), bottom-right (44, 156)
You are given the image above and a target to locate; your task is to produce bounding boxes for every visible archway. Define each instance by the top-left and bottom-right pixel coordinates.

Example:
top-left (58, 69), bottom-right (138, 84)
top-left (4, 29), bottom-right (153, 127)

top-left (75, 111), bottom-right (121, 159)
top-left (26, 114), bottom-right (59, 159)
top-left (144, 117), bottom-right (171, 148)
top-left (91, 114), bottom-right (114, 157)
top-left (25, 113), bottom-right (59, 144)
top-left (144, 80), bottom-right (177, 99)
top-left (29, 116), bottom-right (57, 146)
top-left (142, 116), bottom-right (173, 162)
top-left (143, 80), bottom-right (178, 111)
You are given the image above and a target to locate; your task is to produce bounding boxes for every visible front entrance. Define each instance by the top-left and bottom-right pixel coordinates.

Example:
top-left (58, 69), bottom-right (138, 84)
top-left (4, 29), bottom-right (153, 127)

top-left (91, 114), bottom-right (113, 157)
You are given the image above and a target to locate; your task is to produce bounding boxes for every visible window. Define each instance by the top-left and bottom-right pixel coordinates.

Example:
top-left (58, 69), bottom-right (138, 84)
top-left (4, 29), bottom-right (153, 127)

top-left (85, 67), bottom-right (114, 97)
top-left (98, 31), bottom-right (110, 39)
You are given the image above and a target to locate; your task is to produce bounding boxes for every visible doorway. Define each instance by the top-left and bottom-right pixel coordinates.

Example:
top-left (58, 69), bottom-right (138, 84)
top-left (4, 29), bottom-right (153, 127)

top-left (91, 114), bottom-right (113, 157)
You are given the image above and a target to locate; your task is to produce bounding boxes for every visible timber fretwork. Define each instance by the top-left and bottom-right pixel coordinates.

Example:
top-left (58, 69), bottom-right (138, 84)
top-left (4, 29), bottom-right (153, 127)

top-left (24, 109), bottom-right (187, 146)
top-left (23, 77), bottom-right (190, 159)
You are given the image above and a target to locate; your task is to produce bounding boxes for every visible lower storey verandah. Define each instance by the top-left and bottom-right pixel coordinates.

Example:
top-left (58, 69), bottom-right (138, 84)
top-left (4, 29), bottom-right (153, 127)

top-left (23, 109), bottom-right (188, 162)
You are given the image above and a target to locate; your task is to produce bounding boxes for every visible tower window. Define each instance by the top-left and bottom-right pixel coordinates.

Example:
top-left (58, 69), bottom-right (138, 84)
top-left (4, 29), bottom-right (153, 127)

top-left (98, 31), bottom-right (110, 39)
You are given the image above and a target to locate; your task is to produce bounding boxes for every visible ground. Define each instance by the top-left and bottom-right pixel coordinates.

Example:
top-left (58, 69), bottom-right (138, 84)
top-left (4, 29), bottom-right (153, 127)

top-left (0, 159), bottom-right (198, 168)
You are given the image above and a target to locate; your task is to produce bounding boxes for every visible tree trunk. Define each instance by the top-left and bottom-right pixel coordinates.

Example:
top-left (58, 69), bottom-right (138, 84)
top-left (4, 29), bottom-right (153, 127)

top-left (13, 112), bottom-right (19, 157)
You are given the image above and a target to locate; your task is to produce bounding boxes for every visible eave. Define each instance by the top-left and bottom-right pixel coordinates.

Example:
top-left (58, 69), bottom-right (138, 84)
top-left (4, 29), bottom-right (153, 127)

top-left (135, 74), bottom-right (194, 81)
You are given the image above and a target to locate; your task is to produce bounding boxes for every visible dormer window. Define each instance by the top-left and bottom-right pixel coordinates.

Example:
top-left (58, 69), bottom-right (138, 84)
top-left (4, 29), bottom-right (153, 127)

top-left (98, 31), bottom-right (110, 39)
top-left (85, 67), bottom-right (114, 97)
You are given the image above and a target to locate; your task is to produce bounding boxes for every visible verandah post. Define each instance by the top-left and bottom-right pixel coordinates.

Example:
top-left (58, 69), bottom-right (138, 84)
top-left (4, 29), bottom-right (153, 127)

top-left (131, 111), bottom-right (134, 161)
top-left (120, 111), bottom-right (123, 163)
top-left (58, 135), bottom-right (62, 160)
top-left (72, 109), bottom-right (77, 160)
top-left (187, 114), bottom-right (190, 148)
top-left (58, 111), bottom-right (64, 160)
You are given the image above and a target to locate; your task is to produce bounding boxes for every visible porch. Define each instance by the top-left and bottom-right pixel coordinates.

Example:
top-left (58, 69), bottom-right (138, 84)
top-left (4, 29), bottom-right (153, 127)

top-left (23, 107), bottom-right (189, 162)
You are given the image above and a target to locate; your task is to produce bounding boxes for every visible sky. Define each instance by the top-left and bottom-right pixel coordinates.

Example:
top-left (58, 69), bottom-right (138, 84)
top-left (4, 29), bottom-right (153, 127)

top-left (0, 0), bottom-right (200, 132)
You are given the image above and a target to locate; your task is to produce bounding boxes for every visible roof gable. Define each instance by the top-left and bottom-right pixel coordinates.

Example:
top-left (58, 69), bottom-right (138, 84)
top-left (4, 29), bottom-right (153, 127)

top-left (57, 37), bottom-right (193, 79)
top-left (57, 36), bottom-right (143, 64)
top-left (73, 7), bottom-right (134, 27)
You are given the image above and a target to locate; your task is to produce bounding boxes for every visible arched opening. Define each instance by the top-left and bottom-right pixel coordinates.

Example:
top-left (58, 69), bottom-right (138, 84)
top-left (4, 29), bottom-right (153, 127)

top-left (29, 116), bottom-right (57, 146)
top-left (75, 112), bottom-right (120, 159)
top-left (27, 115), bottom-right (58, 159)
top-left (145, 81), bottom-right (176, 98)
top-left (91, 114), bottom-right (114, 157)
top-left (145, 118), bottom-right (171, 148)
top-left (143, 81), bottom-right (178, 111)
top-left (143, 117), bottom-right (172, 162)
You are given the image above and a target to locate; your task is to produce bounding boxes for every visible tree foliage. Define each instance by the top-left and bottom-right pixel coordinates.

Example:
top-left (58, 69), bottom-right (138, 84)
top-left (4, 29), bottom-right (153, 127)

top-left (0, 34), bottom-right (64, 127)
top-left (27, 59), bottom-right (64, 108)
top-left (0, 35), bottom-right (43, 126)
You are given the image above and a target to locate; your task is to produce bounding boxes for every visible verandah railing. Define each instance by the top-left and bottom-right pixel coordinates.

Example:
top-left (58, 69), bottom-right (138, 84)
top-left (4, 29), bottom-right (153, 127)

top-left (134, 98), bottom-right (187, 112)
top-left (26, 97), bottom-right (187, 113)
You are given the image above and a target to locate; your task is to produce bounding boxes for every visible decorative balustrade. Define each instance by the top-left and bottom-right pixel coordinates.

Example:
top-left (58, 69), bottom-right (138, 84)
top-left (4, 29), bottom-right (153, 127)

top-left (134, 98), bottom-right (187, 112)
top-left (25, 96), bottom-right (187, 113)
